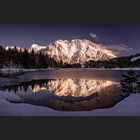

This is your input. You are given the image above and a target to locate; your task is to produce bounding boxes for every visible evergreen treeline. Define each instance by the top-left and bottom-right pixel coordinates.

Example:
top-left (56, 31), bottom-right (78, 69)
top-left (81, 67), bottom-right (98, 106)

top-left (0, 79), bottom-right (49, 93)
top-left (85, 54), bottom-right (140, 68)
top-left (1, 45), bottom-right (140, 68)
top-left (0, 46), bottom-right (81, 68)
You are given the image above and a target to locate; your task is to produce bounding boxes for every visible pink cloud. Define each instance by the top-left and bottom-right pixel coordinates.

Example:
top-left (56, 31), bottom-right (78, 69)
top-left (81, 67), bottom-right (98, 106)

top-left (104, 44), bottom-right (133, 55)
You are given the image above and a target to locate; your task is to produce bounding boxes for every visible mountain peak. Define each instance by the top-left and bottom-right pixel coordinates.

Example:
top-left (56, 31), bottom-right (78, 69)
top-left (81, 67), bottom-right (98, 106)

top-left (5, 46), bottom-right (24, 52)
top-left (28, 44), bottom-right (47, 53)
top-left (46, 39), bottom-right (117, 64)
top-left (31, 43), bottom-right (40, 47)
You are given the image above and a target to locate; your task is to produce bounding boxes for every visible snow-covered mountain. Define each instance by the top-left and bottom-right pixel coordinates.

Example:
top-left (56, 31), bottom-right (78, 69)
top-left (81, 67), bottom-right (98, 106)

top-left (5, 46), bottom-right (24, 52)
top-left (5, 44), bottom-right (47, 54)
top-left (4, 39), bottom-right (117, 64)
top-left (45, 39), bottom-right (117, 64)
top-left (28, 44), bottom-right (47, 53)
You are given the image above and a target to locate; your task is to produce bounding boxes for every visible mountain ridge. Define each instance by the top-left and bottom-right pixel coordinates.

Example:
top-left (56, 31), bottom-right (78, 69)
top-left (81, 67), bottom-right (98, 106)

top-left (4, 39), bottom-right (117, 64)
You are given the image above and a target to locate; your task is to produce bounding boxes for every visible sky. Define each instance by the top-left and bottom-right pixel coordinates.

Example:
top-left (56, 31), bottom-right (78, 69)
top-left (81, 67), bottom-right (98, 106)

top-left (0, 24), bottom-right (140, 56)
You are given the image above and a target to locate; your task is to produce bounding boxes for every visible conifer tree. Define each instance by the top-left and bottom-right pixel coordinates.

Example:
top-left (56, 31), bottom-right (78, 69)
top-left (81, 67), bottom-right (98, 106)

top-left (22, 48), bottom-right (29, 68)
top-left (120, 70), bottom-right (139, 94)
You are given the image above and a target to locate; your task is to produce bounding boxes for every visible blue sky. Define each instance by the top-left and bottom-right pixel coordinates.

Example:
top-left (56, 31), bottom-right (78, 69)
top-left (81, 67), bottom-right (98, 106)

top-left (0, 24), bottom-right (140, 56)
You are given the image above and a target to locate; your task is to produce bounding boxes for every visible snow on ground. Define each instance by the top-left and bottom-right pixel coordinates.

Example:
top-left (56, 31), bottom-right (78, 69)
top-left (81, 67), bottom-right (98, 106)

top-left (0, 91), bottom-right (58, 116)
top-left (86, 93), bottom-right (140, 116)
top-left (1, 67), bottom-right (140, 73)
top-left (58, 67), bottom-right (140, 71)
top-left (0, 68), bottom-right (44, 72)
top-left (0, 68), bottom-right (58, 74)
top-left (0, 67), bottom-right (140, 116)
top-left (1, 90), bottom-right (140, 116)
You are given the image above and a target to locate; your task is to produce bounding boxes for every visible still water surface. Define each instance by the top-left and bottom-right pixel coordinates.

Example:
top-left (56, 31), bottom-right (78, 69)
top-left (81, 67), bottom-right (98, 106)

top-left (0, 69), bottom-right (140, 113)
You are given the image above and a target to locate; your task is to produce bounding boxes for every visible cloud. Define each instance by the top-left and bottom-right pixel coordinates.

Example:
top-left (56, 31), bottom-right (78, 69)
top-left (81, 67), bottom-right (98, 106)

top-left (89, 33), bottom-right (98, 40)
top-left (104, 44), bottom-right (133, 55)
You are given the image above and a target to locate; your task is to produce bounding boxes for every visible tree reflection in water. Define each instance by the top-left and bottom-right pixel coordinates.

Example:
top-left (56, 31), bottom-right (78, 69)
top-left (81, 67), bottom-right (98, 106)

top-left (120, 70), bottom-right (140, 97)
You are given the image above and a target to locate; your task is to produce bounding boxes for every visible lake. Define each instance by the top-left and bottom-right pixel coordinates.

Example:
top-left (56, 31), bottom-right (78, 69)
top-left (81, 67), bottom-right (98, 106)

top-left (0, 69), bottom-right (140, 116)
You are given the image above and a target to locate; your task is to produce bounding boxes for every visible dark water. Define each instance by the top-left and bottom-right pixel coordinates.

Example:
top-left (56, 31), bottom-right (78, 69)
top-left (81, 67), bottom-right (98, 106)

top-left (0, 69), bottom-right (140, 112)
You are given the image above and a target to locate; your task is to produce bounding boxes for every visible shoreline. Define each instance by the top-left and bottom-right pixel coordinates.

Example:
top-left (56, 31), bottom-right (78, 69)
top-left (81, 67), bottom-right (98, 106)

top-left (0, 90), bottom-right (140, 116)
top-left (0, 67), bottom-right (140, 72)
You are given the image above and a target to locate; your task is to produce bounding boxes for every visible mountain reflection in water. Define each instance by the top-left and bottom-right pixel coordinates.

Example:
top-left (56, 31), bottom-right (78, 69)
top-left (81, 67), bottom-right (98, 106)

top-left (0, 78), bottom-right (126, 111)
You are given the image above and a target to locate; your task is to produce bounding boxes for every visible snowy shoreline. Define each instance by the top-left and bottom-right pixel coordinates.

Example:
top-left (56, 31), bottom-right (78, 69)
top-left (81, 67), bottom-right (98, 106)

top-left (0, 90), bottom-right (140, 116)
top-left (1, 67), bottom-right (140, 72)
